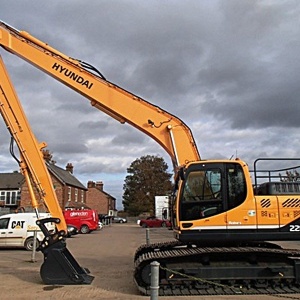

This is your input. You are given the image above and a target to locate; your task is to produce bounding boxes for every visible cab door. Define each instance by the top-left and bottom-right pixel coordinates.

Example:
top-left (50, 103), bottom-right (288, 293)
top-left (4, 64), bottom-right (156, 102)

top-left (5, 218), bottom-right (26, 246)
top-left (179, 164), bottom-right (228, 231)
top-left (226, 202), bottom-right (257, 230)
top-left (0, 217), bottom-right (10, 246)
top-left (225, 163), bottom-right (257, 231)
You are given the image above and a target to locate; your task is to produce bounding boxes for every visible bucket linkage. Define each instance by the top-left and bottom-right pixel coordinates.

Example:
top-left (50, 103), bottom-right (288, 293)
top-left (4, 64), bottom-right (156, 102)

top-left (36, 217), bottom-right (94, 285)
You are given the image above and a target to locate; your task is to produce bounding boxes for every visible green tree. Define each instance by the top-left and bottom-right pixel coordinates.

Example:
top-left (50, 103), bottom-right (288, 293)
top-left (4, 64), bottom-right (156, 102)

top-left (122, 155), bottom-right (172, 216)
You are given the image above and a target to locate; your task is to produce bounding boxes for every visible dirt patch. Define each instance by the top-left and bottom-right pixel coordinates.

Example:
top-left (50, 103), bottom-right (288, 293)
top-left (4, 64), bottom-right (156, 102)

top-left (0, 224), bottom-right (298, 300)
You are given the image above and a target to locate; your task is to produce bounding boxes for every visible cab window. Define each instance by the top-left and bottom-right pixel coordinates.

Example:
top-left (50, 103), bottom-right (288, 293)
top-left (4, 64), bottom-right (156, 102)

top-left (226, 164), bottom-right (247, 209)
top-left (183, 169), bottom-right (221, 201)
top-left (180, 168), bottom-right (222, 220)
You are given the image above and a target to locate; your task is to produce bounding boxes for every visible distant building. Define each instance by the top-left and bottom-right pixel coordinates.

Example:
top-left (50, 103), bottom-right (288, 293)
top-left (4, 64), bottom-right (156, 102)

top-left (87, 181), bottom-right (117, 216)
top-left (0, 166), bottom-right (117, 215)
top-left (1, 162), bottom-right (88, 212)
top-left (0, 171), bottom-right (24, 213)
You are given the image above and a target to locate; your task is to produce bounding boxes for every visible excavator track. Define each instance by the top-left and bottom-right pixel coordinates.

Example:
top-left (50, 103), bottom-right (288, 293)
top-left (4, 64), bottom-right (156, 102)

top-left (134, 241), bottom-right (300, 296)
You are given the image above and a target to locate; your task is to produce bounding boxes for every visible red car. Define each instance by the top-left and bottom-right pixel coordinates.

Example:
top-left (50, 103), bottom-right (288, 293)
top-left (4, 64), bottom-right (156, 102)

top-left (139, 216), bottom-right (171, 228)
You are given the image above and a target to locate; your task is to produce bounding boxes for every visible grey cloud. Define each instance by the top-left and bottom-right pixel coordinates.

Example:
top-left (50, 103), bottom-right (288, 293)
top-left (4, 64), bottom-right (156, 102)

top-left (1, 1), bottom-right (300, 208)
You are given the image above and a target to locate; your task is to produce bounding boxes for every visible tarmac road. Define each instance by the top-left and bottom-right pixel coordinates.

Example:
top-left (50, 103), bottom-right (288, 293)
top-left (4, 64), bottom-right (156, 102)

top-left (0, 223), bottom-right (300, 300)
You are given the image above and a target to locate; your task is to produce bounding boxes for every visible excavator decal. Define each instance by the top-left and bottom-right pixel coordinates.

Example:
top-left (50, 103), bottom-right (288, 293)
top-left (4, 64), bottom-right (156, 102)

top-left (52, 62), bottom-right (94, 89)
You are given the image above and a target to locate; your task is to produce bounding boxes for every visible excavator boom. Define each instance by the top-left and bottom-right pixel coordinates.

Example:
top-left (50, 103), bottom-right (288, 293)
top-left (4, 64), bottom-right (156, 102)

top-left (0, 20), bottom-right (200, 168)
top-left (0, 19), bottom-right (201, 288)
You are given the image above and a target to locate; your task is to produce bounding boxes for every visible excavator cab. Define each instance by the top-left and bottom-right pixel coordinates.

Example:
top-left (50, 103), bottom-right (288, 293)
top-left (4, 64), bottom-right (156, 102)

top-left (173, 160), bottom-right (250, 243)
top-left (177, 161), bottom-right (247, 221)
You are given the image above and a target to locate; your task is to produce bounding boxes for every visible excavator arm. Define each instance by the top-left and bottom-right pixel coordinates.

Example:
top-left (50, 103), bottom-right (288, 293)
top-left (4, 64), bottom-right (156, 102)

top-left (0, 20), bottom-right (200, 169)
top-left (0, 56), bottom-right (66, 232)
top-left (0, 55), bottom-right (93, 285)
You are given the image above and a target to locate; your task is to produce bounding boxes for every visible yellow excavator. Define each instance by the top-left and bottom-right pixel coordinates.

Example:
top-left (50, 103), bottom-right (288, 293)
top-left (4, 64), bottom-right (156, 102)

top-left (1, 20), bottom-right (300, 295)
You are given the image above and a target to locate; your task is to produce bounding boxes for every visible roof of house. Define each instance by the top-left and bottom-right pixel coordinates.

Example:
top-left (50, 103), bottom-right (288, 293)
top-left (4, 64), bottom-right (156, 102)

top-left (100, 189), bottom-right (116, 200)
top-left (87, 181), bottom-right (116, 200)
top-left (0, 172), bottom-right (25, 189)
top-left (0, 164), bottom-right (86, 191)
top-left (47, 163), bottom-right (87, 190)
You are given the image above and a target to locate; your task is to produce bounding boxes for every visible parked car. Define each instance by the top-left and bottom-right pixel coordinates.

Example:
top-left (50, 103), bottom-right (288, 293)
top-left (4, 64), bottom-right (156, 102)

top-left (66, 224), bottom-right (79, 237)
top-left (63, 209), bottom-right (99, 234)
top-left (113, 217), bottom-right (127, 223)
top-left (0, 213), bottom-right (55, 251)
top-left (98, 221), bottom-right (103, 230)
top-left (139, 216), bottom-right (171, 228)
top-left (98, 214), bottom-right (112, 225)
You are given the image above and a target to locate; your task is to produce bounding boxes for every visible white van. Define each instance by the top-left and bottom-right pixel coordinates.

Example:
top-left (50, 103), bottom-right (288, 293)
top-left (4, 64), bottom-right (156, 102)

top-left (0, 213), bottom-right (55, 251)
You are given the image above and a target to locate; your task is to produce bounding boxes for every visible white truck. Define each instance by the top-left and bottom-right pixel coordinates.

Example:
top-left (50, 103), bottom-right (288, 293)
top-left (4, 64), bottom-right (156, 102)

top-left (0, 213), bottom-right (54, 251)
top-left (155, 196), bottom-right (169, 220)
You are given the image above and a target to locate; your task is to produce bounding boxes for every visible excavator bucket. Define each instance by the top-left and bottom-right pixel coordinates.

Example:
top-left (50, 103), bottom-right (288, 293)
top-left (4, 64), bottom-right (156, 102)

top-left (40, 240), bottom-right (94, 285)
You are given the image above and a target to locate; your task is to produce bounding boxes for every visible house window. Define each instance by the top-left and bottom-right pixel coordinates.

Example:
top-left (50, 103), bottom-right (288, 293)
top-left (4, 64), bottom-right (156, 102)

top-left (81, 190), bottom-right (84, 203)
top-left (75, 188), bottom-right (78, 202)
top-left (0, 190), bottom-right (20, 206)
top-left (68, 187), bottom-right (71, 201)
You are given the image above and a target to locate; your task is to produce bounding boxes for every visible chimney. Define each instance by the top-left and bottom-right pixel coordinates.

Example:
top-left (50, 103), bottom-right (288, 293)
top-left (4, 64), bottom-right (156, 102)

top-left (66, 163), bottom-right (74, 174)
top-left (43, 149), bottom-right (52, 162)
top-left (95, 181), bottom-right (104, 191)
top-left (87, 181), bottom-right (95, 188)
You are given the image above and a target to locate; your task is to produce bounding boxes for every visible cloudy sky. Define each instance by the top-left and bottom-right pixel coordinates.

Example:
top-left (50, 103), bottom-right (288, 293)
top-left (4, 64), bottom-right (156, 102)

top-left (1, 1), bottom-right (300, 209)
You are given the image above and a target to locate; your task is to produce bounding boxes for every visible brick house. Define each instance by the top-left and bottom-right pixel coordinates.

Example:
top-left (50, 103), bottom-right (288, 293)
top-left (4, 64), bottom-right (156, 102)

top-left (45, 162), bottom-right (88, 210)
top-left (0, 162), bottom-right (88, 212)
top-left (0, 166), bottom-right (117, 216)
top-left (86, 181), bottom-right (117, 216)
top-left (0, 171), bottom-right (24, 213)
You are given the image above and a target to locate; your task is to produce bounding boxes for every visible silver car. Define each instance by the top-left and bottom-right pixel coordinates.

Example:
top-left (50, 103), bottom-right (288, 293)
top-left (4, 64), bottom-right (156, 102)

top-left (113, 217), bottom-right (127, 223)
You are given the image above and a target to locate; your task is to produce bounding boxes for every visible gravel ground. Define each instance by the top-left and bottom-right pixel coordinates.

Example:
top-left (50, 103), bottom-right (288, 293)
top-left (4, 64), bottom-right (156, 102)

top-left (0, 223), bottom-right (299, 300)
